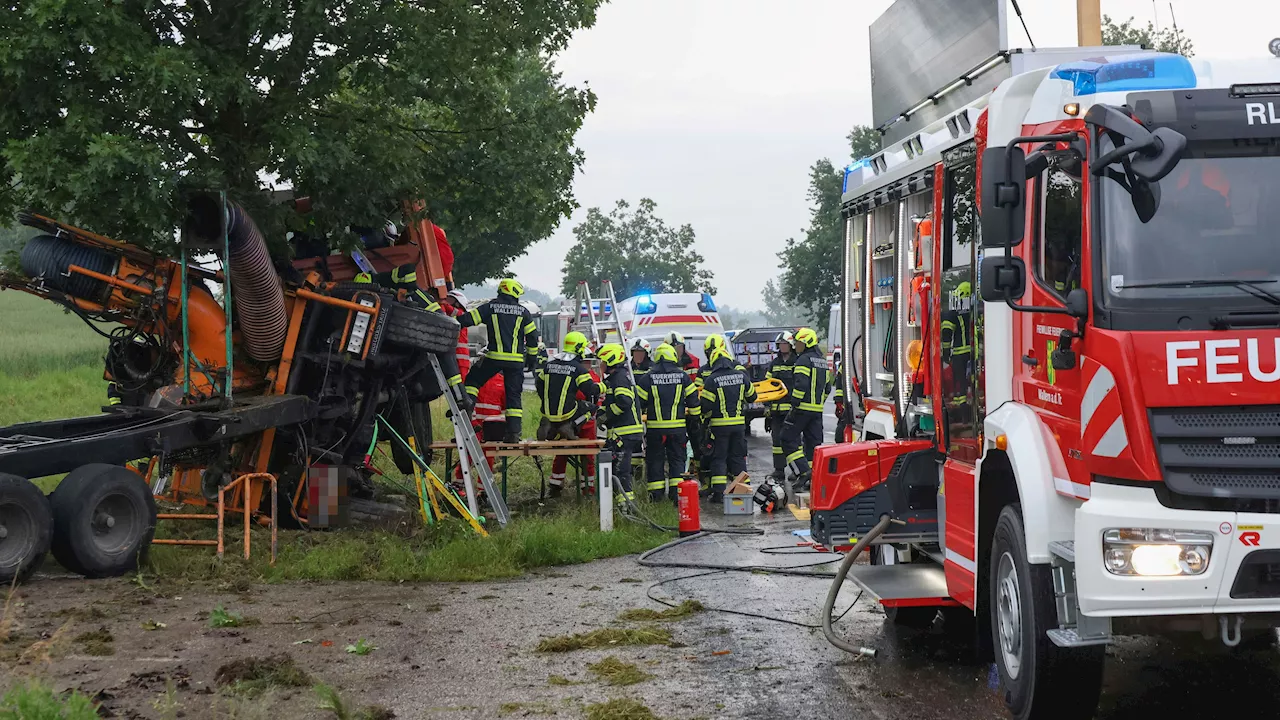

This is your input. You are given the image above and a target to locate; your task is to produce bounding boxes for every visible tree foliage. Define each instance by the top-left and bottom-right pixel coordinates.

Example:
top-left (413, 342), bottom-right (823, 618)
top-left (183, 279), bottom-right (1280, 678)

top-left (0, 0), bottom-right (602, 284)
top-left (776, 125), bottom-right (878, 327)
top-left (1102, 15), bottom-right (1194, 56)
top-left (759, 278), bottom-right (806, 327)
top-left (560, 198), bottom-right (715, 300)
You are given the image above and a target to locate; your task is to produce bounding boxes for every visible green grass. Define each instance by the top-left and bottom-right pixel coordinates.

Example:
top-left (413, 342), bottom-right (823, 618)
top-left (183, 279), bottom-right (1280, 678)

top-left (586, 656), bottom-right (653, 686)
top-left (0, 291), bottom-right (110, 425)
top-left (617, 600), bottom-right (704, 622)
top-left (534, 627), bottom-right (675, 653)
top-left (583, 698), bottom-right (662, 720)
top-left (145, 501), bottom-right (677, 583)
top-left (0, 680), bottom-right (99, 719)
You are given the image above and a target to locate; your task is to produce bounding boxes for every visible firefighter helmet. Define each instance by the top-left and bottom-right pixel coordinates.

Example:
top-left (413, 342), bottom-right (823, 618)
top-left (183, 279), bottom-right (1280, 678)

top-left (629, 337), bottom-right (651, 355)
top-left (653, 342), bottom-right (678, 363)
top-left (703, 334), bottom-right (726, 355)
top-left (777, 330), bottom-right (794, 349)
top-left (663, 331), bottom-right (686, 347)
top-left (563, 331), bottom-right (589, 355)
top-left (955, 281), bottom-right (972, 298)
top-left (598, 343), bottom-right (626, 368)
top-left (498, 278), bottom-right (524, 298)
top-left (795, 327), bottom-right (818, 349)
top-left (447, 288), bottom-right (468, 306)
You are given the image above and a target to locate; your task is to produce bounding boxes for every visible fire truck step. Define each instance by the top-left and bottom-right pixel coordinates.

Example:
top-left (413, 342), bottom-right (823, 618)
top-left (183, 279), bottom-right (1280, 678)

top-left (1048, 540), bottom-right (1075, 563)
top-left (845, 563), bottom-right (958, 606)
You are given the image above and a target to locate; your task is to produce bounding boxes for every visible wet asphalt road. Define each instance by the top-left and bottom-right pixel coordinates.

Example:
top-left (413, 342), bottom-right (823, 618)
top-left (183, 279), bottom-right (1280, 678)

top-left (646, 415), bottom-right (1280, 719)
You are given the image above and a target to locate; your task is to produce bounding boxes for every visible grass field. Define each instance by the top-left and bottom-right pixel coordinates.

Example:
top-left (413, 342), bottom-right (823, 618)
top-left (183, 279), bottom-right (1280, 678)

top-left (0, 290), bottom-right (672, 582)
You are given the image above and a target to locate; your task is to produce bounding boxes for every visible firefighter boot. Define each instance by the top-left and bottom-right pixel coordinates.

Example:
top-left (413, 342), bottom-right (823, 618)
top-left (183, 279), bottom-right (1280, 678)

top-left (709, 487), bottom-right (724, 504)
top-left (549, 483), bottom-right (562, 498)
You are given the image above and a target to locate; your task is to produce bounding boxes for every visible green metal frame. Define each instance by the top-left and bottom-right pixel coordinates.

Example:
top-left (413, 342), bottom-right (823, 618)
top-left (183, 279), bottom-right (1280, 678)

top-left (179, 191), bottom-right (235, 403)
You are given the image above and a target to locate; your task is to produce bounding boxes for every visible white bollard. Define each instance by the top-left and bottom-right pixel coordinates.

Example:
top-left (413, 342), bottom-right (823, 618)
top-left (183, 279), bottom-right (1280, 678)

top-left (598, 450), bottom-right (614, 531)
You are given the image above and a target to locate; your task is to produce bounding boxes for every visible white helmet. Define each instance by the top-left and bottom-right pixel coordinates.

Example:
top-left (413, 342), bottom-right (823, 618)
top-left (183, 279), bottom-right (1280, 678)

top-left (629, 338), bottom-right (651, 354)
top-left (663, 331), bottom-right (686, 346)
top-left (448, 289), bottom-right (468, 306)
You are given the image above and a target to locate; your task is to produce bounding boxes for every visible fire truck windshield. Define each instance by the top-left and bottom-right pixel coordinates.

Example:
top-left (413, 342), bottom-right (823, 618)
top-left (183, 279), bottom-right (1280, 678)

top-left (1099, 138), bottom-right (1280, 322)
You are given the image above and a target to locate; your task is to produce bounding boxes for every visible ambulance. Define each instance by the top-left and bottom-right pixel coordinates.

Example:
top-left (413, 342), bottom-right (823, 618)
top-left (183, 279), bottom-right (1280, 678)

top-left (607, 292), bottom-right (724, 362)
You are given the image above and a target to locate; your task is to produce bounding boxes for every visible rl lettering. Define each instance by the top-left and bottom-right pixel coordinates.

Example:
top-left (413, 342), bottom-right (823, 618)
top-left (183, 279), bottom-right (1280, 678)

top-left (1245, 102), bottom-right (1280, 126)
top-left (1166, 338), bottom-right (1280, 384)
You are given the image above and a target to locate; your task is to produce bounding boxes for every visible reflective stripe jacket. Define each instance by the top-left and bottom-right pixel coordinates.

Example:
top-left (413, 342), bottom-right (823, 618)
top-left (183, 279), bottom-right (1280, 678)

top-left (700, 356), bottom-right (757, 427)
top-left (444, 303), bottom-right (471, 379)
top-left (636, 359), bottom-right (698, 429)
top-left (473, 373), bottom-right (506, 425)
top-left (603, 368), bottom-right (644, 437)
top-left (536, 353), bottom-right (599, 422)
top-left (941, 309), bottom-right (970, 358)
top-left (832, 362), bottom-right (845, 403)
top-left (766, 352), bottom-right (795, 411)
top-left (789, 348), bottom-right (830, 414)
top-left (459, 295), bottom-right (539, 363)
top-left (631, 358), bottom-right (651, 382)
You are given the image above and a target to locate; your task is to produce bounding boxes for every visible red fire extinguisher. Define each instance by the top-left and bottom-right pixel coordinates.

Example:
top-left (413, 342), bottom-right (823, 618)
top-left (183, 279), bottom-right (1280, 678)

top-left (677, 478), bottom-right (701, 537)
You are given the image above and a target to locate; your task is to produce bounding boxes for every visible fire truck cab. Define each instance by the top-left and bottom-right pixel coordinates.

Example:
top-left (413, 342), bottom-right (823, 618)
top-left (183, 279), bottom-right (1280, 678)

top-left (813, 50), bottom-right (1280, 719)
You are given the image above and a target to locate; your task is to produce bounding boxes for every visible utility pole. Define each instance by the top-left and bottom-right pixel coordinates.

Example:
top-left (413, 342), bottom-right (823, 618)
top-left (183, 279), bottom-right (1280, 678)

top-left (1077, 0), bottom-right (1102, 46)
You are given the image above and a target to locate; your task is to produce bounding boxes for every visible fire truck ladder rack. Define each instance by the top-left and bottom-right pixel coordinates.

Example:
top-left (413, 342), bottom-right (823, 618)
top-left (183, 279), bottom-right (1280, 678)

top-left (152, 472), bottom-right (278, 565)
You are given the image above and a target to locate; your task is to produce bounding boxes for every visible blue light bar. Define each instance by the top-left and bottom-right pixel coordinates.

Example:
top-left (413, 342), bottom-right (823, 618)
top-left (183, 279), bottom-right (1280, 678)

top-left (842, 157), bottom-right (871, 193)
top-left (635, 294), bottom-right (657, 314)
top-left (700, 293), bottom-right (717, 312)
top-left (1051, 53), bottom-right (1196, 96)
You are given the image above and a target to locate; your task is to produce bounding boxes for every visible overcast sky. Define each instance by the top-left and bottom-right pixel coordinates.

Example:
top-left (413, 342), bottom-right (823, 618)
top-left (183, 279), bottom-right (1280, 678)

top-left (506, 0), bottom-right (1280, 311)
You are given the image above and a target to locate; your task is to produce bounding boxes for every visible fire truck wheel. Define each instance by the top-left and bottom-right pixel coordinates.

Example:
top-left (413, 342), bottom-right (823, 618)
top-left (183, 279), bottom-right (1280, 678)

top-left (0, 474), bottom-right (53, 585)
top-left (870, 544), bottom-right (940, 629)
top-left (49, 464), bottom-right (157, 578)
top-left (384, 303), bottom-right (460, 354)
top-left (990, 505), bottom-right (1104, 720)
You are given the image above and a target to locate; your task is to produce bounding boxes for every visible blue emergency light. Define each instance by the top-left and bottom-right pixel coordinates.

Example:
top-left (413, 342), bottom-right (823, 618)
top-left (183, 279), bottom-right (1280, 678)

top-left (1051, 53), bottom-right (1196, 96)
top-left (699, 293), bottom-right (717, 312)
top-left (635, 294), bottom-right (657, 314)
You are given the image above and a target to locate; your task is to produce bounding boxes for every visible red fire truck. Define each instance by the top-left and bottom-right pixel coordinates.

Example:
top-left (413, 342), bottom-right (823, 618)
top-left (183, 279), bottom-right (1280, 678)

top-left (812, 50), bottom-right (1280, 719)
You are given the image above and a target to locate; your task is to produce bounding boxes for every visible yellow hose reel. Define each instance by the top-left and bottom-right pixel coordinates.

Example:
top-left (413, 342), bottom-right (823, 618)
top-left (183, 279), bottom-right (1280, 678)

top-left (753, 378), bottom-right (788, 403)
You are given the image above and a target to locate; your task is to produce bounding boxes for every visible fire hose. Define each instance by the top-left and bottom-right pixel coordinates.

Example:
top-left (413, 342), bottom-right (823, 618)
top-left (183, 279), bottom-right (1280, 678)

top-left (822, 514), bottom-right (895, 654)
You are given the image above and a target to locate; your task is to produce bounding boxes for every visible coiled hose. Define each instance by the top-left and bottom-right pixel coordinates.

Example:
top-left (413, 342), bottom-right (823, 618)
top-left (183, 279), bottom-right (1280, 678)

top-left (183, 196), bottom-right (287, 362)
top-left (20, 234), bottom-right (117, 304)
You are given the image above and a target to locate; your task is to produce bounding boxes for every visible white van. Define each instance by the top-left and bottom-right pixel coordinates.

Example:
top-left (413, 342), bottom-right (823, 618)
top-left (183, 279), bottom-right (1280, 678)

top-left (607, 292), bottom-right (724, 363)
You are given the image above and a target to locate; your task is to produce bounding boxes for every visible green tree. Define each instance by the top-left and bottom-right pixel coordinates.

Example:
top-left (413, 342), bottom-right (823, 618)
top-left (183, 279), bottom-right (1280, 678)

top-left (1102, 15), bottom-right (1194, 56)
top-left (759, 278), bottom-right (806, 327)
top-left (0, 0), bottom-right (602, 284)
top-left (776, 125), bottom-right (879, 326)
top-left (560, 199), bottom-right (716, 299)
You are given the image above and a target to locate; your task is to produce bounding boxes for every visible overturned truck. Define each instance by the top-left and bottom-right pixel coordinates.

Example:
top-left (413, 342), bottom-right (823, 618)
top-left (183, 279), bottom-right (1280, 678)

top-left (0, 195), bottom-right (464, 583)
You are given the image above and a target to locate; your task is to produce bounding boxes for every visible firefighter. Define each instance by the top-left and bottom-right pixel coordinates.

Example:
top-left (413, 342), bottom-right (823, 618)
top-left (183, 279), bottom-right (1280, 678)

top-left (664, 331), bottom-right (700, 381)
top-left (832, 349), bottom-right (849, 443)
top-left (693, 334), bottom-right (736, 482)
top-left (765, 331), bottom-right (796, 481)
top-left (636, 342), bottom-right (699, 502)
top-left (460, 279), bottom-right (540, 441)
top-left (536, 331), bottom-right (599, 497)
top-left (781, 327), bottom-right (829, 492)
top-left (551, 340), bottom-right (601, 494)
top-left (629, 338), bottom-right (652, 381)
top-left (700, 344), bottom-right (756, 503)
top-left (941, 281), bottom-right (973, 402)
top-left (443, 288), bottom-right (472, 381)
top-left (598, 343), bottom-right (642, 508)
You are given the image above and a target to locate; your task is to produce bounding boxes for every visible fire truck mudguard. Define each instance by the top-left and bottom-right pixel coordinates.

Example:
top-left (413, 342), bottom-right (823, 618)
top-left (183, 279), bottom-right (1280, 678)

top-left (979, 402), bottom-right (1079, 564)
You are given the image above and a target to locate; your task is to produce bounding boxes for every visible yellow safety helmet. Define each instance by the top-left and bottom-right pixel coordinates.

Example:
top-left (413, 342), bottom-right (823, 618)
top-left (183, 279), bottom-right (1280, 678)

top-left (653, 342), bottom-right (678, 363)
top-left (703, 334), bottom-right (726, 355)
top-left (663, 331), bottom-right (685, 347)
top-left (563, 330), bottom-right (589, 355)
top-left (709, 346), bottom-right (733, 364)
top-left (498, 278), bottom-right (524, 298)
top-left (955, 281), bottom-right (972, 298)
top-left (354, 272), bottom-right (373, 283)
top-left (598, 343), bottom-right (626, 368)
top-left (795, 327), bottom-right (818, 349)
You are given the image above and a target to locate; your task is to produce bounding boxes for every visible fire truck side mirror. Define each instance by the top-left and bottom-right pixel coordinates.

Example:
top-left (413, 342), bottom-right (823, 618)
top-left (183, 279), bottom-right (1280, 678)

top-left (980, 147), bottom-right (1026, 248)
top-left (979, 254), bottom-right (1025, 302)
top-left (1065, 288), bottom-right (1089, 319)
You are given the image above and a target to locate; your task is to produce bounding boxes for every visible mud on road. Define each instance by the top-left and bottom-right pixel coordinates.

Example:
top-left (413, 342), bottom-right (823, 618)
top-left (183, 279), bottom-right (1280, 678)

top-left (5, 418), bottom-right (1280, 719)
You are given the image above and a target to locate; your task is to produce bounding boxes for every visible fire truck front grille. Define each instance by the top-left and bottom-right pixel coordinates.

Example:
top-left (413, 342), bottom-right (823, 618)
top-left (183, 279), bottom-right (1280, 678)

top-left (1151, 406), bottom-right (1280, 500)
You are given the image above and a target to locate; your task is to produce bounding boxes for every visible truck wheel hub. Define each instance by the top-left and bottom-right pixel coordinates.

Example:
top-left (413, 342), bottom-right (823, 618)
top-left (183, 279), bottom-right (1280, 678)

top-left (996, 551), bottom-right (1023, 679)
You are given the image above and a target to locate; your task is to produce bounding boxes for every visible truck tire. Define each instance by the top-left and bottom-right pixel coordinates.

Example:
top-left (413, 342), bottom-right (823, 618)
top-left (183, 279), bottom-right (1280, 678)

top-left (49, 464), bottom-right (157, 578)
top-left (384, 302), bottom-right (459, 354)
top-left (870, 544), bottom-right (940, 629)
top-left (0, 474), bottom-right (53, 585)
top-left (990, 505), bottom-right (1104, 720)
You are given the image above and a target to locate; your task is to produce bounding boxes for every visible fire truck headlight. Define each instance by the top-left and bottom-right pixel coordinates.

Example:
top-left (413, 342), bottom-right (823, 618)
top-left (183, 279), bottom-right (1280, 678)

top-left (1102, 528), bottom-right (1214, 577)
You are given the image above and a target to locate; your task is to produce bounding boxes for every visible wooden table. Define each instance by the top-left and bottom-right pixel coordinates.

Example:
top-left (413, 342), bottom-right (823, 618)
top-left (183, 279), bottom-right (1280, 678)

top-left (428, 439), bottom-right (606, 500)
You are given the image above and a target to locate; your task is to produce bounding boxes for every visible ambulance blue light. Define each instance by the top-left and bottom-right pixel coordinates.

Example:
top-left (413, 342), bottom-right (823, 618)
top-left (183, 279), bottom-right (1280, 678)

top-left (843, 158), bottom-right (871, 193)
top-left (699, 293), bottom-right (717, 312)
top-left (635, 294), bottom-right (657, 314)
top-left (1051, 53), bottom-right (1196, 96)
